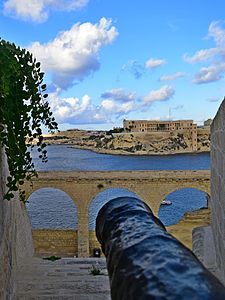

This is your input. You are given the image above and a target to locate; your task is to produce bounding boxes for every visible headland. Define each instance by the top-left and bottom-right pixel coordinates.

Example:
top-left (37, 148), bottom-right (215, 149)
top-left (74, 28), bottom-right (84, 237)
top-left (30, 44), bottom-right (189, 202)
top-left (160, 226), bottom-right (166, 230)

top-left (42, 123), bottom-right (210, 156)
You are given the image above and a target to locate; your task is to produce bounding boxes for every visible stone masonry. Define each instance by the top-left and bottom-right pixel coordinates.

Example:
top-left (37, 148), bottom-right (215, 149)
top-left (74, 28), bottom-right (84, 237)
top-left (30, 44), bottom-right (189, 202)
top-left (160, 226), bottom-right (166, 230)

top-left (210, 98), bottom-right (225, 281)
top-left (0, 146), bottom-right (34, 299)
top-left (193, 98), bottom-right (225, 284)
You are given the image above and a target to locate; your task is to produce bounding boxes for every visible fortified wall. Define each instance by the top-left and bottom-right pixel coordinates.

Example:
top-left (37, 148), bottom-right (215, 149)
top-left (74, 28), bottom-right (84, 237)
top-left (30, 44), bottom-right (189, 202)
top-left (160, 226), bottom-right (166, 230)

top-left (0, 147), bottom-right (34, 299)
top-left (193, 98), bottom-right (225, 284)
top-left (123, 119), bottom-right (198, 151)
top-left (210, 98), bottom-right (225, 281)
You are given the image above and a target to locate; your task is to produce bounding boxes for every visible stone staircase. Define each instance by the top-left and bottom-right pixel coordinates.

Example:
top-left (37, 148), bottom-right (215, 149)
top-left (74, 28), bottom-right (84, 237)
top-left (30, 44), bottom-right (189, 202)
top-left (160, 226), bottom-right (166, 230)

top-left (15, 257), bottom-right (111, 299)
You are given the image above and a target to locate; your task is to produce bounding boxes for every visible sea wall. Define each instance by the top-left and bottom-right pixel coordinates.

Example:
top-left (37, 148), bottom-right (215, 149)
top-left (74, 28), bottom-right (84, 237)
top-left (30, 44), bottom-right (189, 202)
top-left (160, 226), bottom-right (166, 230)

top-left (32, 230), bottom-right (101, 257)
top-left (0, 146), bottom-right (34, 299)
top-left (32, 229), bottom-right (78, 257)
top-left (31, 208), bottom-right (211, 259)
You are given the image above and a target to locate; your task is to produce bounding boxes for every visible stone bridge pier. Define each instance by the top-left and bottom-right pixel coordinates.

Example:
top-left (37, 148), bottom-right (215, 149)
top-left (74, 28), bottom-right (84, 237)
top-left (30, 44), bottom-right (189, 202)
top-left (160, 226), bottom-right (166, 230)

top-left (24, 170), bottom-right (210, 257)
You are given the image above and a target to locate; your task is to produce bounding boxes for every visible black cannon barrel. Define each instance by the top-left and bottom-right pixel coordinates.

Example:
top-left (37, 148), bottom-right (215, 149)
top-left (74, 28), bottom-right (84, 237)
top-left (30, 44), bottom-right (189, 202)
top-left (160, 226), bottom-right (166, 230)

top-left (96, 196), bottom-right (225, 300)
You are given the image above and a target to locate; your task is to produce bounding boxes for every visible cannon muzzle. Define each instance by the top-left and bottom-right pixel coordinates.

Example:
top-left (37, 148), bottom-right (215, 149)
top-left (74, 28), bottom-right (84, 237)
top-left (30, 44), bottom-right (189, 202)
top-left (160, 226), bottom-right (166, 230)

top-left (96, 196), bottom-right (225, 300)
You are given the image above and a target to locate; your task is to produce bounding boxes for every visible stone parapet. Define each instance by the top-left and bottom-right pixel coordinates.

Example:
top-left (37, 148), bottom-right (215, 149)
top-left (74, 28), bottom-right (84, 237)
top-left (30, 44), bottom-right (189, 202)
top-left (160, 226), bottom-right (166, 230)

top-left (0, 146), bottom-right (34, 299)
top-left (211, 99), bottom-right (225, 282)
top-left (192, 226), bottom-right (217, 275)
top-left (193, 98), bottom-right (225, 285)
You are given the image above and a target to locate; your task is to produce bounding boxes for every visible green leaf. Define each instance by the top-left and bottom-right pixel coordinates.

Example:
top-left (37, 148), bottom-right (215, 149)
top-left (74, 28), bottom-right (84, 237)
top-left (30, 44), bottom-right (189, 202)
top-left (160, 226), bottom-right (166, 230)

top-left (0, 38), bottom-right (58, 201)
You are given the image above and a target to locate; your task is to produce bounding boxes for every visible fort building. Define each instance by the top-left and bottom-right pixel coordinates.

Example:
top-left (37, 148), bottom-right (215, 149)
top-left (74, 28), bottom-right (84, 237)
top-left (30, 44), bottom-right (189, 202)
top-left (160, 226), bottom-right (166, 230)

top-left (123, 119), bottom-right (198, 151)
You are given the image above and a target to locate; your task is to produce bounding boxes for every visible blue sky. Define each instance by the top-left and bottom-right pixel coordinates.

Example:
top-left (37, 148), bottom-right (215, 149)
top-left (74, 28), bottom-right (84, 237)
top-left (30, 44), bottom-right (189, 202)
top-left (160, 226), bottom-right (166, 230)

top-left (1, 0), bottom-right (225, 130)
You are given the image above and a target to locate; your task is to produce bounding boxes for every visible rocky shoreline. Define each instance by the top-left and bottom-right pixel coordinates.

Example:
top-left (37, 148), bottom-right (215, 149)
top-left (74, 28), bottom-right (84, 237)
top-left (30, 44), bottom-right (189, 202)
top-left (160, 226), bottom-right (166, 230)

top-left (43, 128), bottom-right (211, 156)
top-left (68, 144), bottom-right (210, 156)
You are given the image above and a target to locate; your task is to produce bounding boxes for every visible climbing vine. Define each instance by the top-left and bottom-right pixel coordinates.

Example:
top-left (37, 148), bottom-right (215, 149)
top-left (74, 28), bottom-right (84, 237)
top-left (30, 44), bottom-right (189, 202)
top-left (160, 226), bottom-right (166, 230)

top-left (0, 38), bottom-right (58, 201)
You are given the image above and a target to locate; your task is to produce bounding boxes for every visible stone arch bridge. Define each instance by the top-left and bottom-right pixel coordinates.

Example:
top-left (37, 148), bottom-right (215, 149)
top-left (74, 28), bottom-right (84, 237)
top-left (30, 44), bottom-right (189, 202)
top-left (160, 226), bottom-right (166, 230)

top-left (24, 170), bottom-right (210, 257)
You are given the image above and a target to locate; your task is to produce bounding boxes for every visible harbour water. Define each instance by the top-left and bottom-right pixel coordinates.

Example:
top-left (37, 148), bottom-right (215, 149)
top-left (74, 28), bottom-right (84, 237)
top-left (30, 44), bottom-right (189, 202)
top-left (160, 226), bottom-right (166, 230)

top-left (26, 145), bottom-right (210, 229)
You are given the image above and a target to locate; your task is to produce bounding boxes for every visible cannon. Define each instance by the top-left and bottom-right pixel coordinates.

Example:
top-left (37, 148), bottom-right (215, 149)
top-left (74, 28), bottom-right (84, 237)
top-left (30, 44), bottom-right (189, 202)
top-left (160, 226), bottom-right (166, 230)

top-left (96, 196), bottom-right (225, 300)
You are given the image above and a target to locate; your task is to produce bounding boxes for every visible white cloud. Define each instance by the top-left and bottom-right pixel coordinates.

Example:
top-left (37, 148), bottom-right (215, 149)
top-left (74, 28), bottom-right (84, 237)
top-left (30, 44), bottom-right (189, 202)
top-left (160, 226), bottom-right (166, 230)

top-left (208, 21), bottom-right (225, 46)
top-left (122, 60), bottom-right (145, 79)
top-left (48, 90), bottom-right (107, 124)
top-left (142, 85), bottom-right (175, 105)
top-left (101, 88), bottom-right (136, 102)
top-left (4, 0), bottom-right (89, 22)
top-left (184, 20), bottom-right (225, 84)
top-left (30, 18), bottom-right (118, 89)
top-left (122, 58), bottom-right (166, 78)
top-left (101, 88), bottom-right (136, 117)
top-left (159, 72), bottom-right (185, 81)
top-left (101, 99), bottom-right (135, 115)
top-left (145, 58), bottom-right (166, 69)
top-left (49, 86), bottom-right (176, 125)
top-left (48, 87), bottom-right (136, 125)
top-left (184, 21), bottom-right (225, 64)
top-left (183, 48), bottom-right (222, 63)
top-left (193, 63), bottom-right (225, 84)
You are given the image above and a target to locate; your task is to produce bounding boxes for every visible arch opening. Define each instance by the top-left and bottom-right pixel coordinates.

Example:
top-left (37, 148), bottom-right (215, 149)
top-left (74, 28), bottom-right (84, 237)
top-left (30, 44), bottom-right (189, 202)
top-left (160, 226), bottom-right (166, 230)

top-left (88, 188), bottom-right (141, 230)
top-left (26, 188), bottom-right (78, 229)
top-left (158, 188), bottom-right (209, 226)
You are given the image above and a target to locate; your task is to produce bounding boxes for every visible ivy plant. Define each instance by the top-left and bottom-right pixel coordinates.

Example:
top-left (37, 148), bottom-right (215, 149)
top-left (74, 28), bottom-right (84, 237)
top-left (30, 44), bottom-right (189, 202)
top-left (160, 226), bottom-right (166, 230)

top-left (0, 38), bottom-right (58, 201)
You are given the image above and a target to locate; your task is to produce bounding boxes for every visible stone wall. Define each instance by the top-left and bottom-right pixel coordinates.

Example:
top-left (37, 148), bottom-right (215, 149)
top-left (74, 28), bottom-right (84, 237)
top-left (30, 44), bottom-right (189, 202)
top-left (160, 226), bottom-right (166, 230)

top-left (210, 99), bottom-right (225, 281)
top-left (193, 98), bottom-right (225, 284)
top-left (31, 208), bottom-right (211, 259)
top-left (32, 230), bottom-right (102, 258)
top-left (0, 146), bottom-right (34, 299)
top-left (32, 229), bottom-right (77, 257)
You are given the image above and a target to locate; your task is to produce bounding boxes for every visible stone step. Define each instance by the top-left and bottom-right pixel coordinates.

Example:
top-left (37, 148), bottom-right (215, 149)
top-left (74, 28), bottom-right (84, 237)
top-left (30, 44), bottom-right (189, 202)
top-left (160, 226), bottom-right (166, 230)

top-left (15, 257), bottom-right (111, 299)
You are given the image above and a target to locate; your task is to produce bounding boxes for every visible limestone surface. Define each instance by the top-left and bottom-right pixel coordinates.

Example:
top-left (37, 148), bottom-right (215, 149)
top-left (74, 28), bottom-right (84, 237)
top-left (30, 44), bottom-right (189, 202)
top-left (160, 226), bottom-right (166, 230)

top-left (15, 257), bottom-right (111, 299)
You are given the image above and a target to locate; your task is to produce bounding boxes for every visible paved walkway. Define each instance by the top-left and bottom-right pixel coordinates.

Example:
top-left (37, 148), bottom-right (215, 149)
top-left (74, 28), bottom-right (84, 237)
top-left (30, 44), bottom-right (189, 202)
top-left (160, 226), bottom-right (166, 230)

top-left (15, 257), bottom-right (111, 299)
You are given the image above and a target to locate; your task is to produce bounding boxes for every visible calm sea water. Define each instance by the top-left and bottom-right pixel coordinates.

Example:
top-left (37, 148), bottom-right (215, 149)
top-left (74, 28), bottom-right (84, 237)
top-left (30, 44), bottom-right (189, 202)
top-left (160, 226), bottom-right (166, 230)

top-left (26, 145), bottom-right (210, 229)
top-left (31, 145), bottom-right (210, 171)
